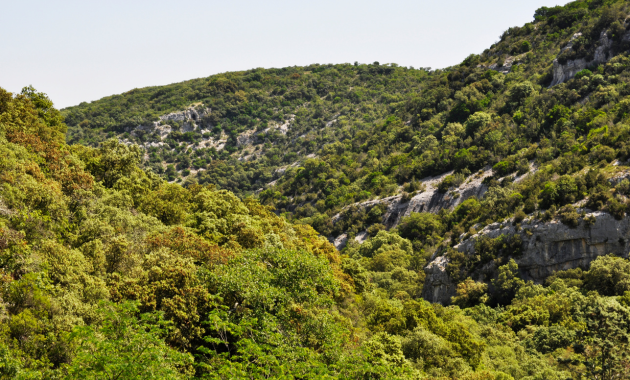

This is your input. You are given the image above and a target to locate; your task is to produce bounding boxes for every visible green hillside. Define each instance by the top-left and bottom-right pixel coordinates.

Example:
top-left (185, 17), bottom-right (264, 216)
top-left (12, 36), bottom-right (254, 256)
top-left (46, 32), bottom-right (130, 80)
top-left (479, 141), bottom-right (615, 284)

top-left (4, 0), bottom-right (630, 378)
top-left (63, 0), bottom-right (630, 241)
top-left (62, 63), bottom-right (430, 195)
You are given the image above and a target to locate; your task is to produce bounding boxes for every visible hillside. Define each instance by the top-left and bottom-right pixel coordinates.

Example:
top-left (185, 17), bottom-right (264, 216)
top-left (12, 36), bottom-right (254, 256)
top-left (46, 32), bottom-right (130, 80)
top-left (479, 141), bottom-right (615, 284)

top-left (6, 0), bottom-right (630, 378)
top-left (63, 0), bottom-right (630, 240)
top-left (62, 64), bottom-right (430, 195)
top-left (1, 85), bottom-right (579, 380)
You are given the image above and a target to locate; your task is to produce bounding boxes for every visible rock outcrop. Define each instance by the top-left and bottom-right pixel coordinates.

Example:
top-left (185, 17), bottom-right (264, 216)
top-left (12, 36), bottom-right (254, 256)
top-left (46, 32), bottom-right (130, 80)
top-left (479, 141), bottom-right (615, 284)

top-left (422, 211), bottom-right (630, 304)
top-left (125, 106), bottom-right (211, 141)
top-left (549, 30), bottom-right (630, 86)
top-left (120, 106), bottom-right (234, 153)
top-left (332, 167), bottom-right (494, 232)
top-left (421, 255), bottom-right (457, 305)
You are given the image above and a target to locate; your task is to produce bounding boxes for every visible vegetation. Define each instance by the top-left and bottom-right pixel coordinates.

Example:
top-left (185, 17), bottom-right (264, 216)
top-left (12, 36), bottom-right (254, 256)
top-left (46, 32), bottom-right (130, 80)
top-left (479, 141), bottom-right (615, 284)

top-left (7, 0), bottom-right (630, 378)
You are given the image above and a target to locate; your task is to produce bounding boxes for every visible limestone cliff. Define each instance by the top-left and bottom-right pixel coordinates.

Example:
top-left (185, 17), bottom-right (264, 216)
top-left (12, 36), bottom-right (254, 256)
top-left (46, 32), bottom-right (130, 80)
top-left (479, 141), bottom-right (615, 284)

top-left (422, 211), bottom-right (630, 304)
top-left (550, 29), bottom-right (630, 86)
top-left (331, 167), bottom-right (494, 249)
top-left (329, 165), bottom-right (541, 249)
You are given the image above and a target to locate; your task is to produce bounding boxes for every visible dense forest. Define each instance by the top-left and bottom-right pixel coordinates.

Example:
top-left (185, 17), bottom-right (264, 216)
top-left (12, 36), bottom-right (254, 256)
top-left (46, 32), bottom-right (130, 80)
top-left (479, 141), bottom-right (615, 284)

top-left (4, 0), bottom-right (630, 378)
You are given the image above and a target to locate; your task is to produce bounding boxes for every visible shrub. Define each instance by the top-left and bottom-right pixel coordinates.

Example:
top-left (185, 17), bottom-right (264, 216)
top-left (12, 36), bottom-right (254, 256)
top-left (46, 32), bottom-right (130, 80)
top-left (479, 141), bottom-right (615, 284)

top-left (574, 69), bottom-right (592, 80)
top-left (558, 205), bottom-right (580, 227)
top-left (438, 173), bottom-right (465, 193)
top-left (607, 198), bottom-right (627, 220)
top-left (514, 209), bottom-right (527, 223)
top-left (531, 325), bottom-right (575, 354)
top-left (398, 212), bottom-right (444, 244)
top-left (452, 278), bottom-right (489, 308)
top-left (491, 259), bottom-right (525, 306)
top-left (584, 255), bottom-right (630, 296)
top-left (589, 145), bottom-right (616, 163)
top-left (493, 161), bottom-right (513, 176)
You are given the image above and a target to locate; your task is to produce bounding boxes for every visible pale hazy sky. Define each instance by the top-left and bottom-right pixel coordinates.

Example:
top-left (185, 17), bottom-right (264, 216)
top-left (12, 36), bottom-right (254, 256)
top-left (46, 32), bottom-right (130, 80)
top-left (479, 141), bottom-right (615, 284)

top-left (1, 0), bottom-right (569, 109)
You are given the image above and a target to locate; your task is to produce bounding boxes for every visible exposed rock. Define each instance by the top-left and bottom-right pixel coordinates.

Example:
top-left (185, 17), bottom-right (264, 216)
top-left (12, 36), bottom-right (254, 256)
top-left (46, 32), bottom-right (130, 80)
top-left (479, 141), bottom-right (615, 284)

top-left (333, 234), bottom-right (348, 250)
top-left (487, 55), bottom-right (520, 74)
top-left (325, 114), bottom-right (340, 128)
top-left (237, 130), bottom-right (256, 147)
top-left (422, 211), bottom-right (630, 304)
top-left (236, 116), bottom-right (295, 148)
top-left (355, 231), bottom-right (368, 244)
top-left (421, 256), bottom-right (456, 304)
top-left (608, 170), bottom-right (630, 186)
top-left (126, 106), bottom-right (211, 142)
top-left (160, 107), bottom-right (209, 124)
top-left (332, 167), bottom-right (494, 229)
top-left (550, 31), bottom-right (624, 86)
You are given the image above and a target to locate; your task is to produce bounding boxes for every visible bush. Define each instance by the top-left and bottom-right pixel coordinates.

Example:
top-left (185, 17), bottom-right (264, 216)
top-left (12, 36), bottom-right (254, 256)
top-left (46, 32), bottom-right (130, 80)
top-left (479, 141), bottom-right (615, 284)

top-left (513, 209), bottom-right (527, 223)
top-left (558, 205), bottom-right (579, 227)
top-left (589, 145), bottom-right (616, 163)
top-left (475, 234), bottom-right (523, 264)
top-left (491, 259), bottom-right (525, 306)
top-left (608, 198), bottom-right (627, 220)
top-left (452, 278), bottom-right (489, 308)
top-left (574, 69), bottom-right (592, 80)
top-left (531, 326), bottom-right (575, 354)
top-left (584, 255), bottom-right (630, 296)
top-left (493, 161), bottom-right (513, 176)
top-left (438, 173), bottom-right (465, 193)
top-left (398, 213), bottom-right (444, 243)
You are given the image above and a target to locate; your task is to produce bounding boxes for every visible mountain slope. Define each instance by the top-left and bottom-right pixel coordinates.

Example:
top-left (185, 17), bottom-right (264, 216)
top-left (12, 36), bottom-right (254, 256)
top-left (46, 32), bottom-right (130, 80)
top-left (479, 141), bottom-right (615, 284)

top-left (13, 0), bottom-right (630, 377)
top-left (64, 1), bottom-right (630, 240)
top-left (62, 64), bottom-right (430, 194)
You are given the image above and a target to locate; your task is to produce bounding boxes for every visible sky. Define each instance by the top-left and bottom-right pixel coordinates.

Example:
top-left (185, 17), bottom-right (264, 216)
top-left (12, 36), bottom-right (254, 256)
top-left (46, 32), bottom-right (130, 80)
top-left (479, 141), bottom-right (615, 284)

top-left (1, 0), bottom-right (570, 109)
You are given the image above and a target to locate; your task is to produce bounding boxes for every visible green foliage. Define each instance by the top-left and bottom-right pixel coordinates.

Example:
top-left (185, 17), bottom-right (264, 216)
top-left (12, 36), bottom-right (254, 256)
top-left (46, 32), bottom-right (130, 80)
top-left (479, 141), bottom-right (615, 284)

top-left (451, 278), bottom-right (489, 308)
top-left (584, 254), bottom-right (630, 296)
top-left (11, 0), bottom-right (630, 377)
top-left (397, 212), bottom-right (443, 245)
top-left (492, 259), bottom-right (525, 305)
top-left (61, 0), bottom-right (630, 244)
top-left (66, 301), bottom-right (193, 379)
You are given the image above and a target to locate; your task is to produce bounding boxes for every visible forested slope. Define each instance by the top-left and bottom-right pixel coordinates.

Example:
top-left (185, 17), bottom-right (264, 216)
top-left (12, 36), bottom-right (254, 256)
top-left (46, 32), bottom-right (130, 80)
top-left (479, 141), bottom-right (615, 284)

top-left (6, 0), bottom-right (630, 378)
top-left (62, 63), bottom-right (430, 195)
top-left (1, 85), bottom-right (583, 380)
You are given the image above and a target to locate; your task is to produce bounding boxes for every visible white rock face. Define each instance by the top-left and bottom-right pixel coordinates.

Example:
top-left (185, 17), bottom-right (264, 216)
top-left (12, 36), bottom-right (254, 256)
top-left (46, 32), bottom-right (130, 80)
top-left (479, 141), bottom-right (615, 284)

top-left (333, 234), bottom-right (348, 250)
top-left (332, 167), bottom-right (495, 229)
top-left (160, 107), bottom-right (209, 124)
top-left (550, 31), bottom-right (622, 86)
top-left (355, 231), bottom-right (368, 244)
top-left (421, 256), bottom-right (456, 305)
top-left (422, 211), bottom-right (630, 304)
top-left (487, 55), bottom-right (519, 74)
top-left (126, 106), bottom-right (211, 143)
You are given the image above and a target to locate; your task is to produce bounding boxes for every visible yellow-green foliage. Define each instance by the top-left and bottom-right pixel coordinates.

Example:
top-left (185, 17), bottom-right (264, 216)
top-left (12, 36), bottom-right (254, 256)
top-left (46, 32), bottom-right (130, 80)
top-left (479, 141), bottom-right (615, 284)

top-left (0, 87), bottom-right (363, 378)
top-left (0, 85), bottom-right (581, 380)
top-left (8, 0), bottom-right (630, 375)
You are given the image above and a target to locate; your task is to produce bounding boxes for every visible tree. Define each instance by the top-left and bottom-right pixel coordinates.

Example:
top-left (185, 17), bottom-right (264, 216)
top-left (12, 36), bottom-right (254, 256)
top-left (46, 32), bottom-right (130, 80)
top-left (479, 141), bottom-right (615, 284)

top-left (465, 112), bottom-right (491, 136)
top-left (579, 296), bottom-right (630, 380)
top-left (452, 278), bottom-right (489, 308)
top-left (509, 81), bottom-right (534, 105)
top-left (92, 139), bottom-right (142, 187)
top-left (397, 212), bottom-right (443, 244)
top-left (66, 301), bottom-right (193, 380)
top-left (584, 255), bottom-right (630, 296)
top-left (492, 259), bottom-right (525, 305)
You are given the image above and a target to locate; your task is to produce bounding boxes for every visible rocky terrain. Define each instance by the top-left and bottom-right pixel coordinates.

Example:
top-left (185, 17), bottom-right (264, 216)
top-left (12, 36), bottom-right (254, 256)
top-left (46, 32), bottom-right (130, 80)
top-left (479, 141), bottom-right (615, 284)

top-left (332, 165), bottom-right (539, 249)
top-left (423, 210), bottom-right (630, 304)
